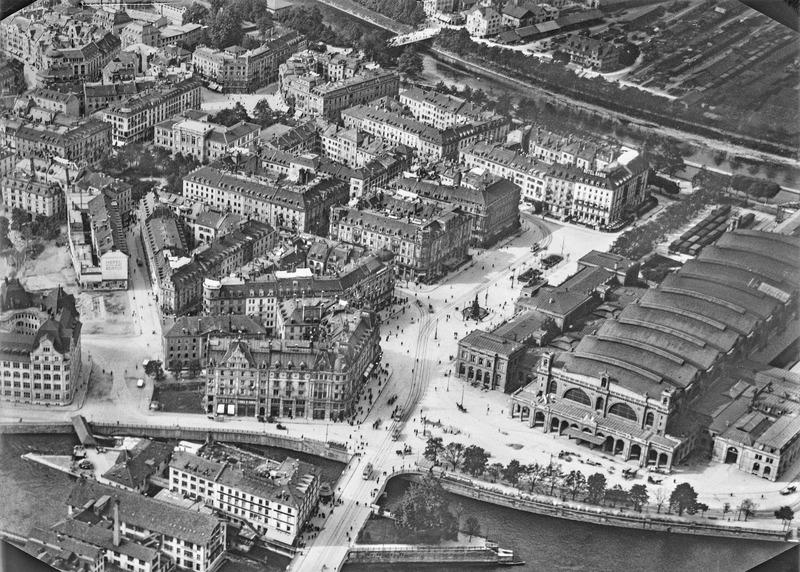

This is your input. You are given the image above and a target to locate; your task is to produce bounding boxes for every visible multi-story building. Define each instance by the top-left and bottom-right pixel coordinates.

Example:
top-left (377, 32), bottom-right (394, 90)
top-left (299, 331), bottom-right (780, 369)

top-left (424, 0), bottom-right (454, 16)
top-left (530, 129), bottom-right (617, 171)
top-left (509, 230), bottom-right (800, 472)
top-left (466, 6), bottom-right (502, 37)
top-left (456, 330), bottom-right (527, 392)
top-left (169, 450), bottom-right (320, 550)
top-left (461, 142), bottom-right (648, 227)
top-left (66, 480), bottom-right (227, 572)
top-left (319, 124), bottom-right (396, 168)
top-left (203, 254), bottom-right (395, 330)
top-left (193, 209), bottom-right (245, 246)
top-left (1, 171), bottom-right (64, 217)
top-left (259, 121), bottom-right (317, 155)
top-left (75, 172), bottom-right (134, 224)
top-left (0, 60), bottom-right (24, 95)
top-left (193, 35), bottom-right (301, 93)
top-left (154, 116), bottom-right (260, 163)
top-left (140, 204), bottom-right (277, 314)
top-left (280, 56), bottom-right (399, 120)
top-left (204, 305), bottom-right (381, 420)
top-left (392, 171), bottom-right (520, 247)
top-left (329, 194), bottom-right (472, 283)
top-left (92, 7), bottom-right (133, 33)
top-left (101, 76), bottom-right (202, 145)
top-left (100, 439), bottom-right (174, 493)
top-left (399, 87), bottom-right (503, 131)
top-left (30, 88), bottom-right (81, 116)
top-left (318, 148), bottom-right (413, 200)
top-left (84, 80), bottom-right (156, 115)
top-left (182, 161), bottom-right (349, 237)
top-left (561, 33), bottom-right (620, 71)
top-left (0, 279), bottom-right (82, 406)
top-left (163, 315), bottom-right (267, 369)
top-left (5, 118), bottom-right (112, 167)
top-left (342, 104), bottom-right (508, 161)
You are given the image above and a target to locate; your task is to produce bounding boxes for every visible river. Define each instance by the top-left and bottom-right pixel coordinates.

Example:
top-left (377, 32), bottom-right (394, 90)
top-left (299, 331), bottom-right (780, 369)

top-left (341, 476), bottom-right (793, 572)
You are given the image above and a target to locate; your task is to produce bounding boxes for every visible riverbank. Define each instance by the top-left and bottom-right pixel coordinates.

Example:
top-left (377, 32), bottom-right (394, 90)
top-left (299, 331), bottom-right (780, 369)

top-left (375, 469), bottom-right (794, 543)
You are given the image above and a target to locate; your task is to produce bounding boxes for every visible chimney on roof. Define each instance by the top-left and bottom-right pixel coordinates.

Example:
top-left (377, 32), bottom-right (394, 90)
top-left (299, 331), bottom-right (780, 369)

top-left (113, 499), bottom-right (121, 547)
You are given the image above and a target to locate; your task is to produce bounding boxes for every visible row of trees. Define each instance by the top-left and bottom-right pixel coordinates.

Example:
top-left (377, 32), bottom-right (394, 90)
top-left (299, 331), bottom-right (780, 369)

top-left (420, 438), bottom-right (789, 522)
top-left (0, 216), bottom-right (12, 250)
top-left (609, 181), bottom-right (729, 260)
top-left (169, 358), bottom-right (203, 379)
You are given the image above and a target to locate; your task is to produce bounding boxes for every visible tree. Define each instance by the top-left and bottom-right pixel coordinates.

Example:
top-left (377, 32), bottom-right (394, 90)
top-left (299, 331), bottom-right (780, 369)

top-left (545, 463), bottom-right (564, 496)
top-left (605, 485), bottom-right (628, 508)
top-left (462, 445), bottom-right (489, 477)
top-left (722, 502), bottom-right (731, 519)
top-left (694, 502), bottom-right (709, 516)
top-left (183, 2), bottom-right (209, 23)
top-left (654, 487), bottom-right (667, 514)
top-left (586, 473), bottom-right (607, 504)
top-left (424, 437), bottom-right (444, 463)
top-left (186, 358), bottom-right (201, 379)
top-left (442, 442), bottom-right (465, 470)
top-left (486, 463), bottom-right (504, 483)
top-left (564, 470), bottom-right (587, 500)
top-left (10, 208), bottom-right (32, 232)
top-left (669, 483), bottom-right (698, 516)
top-left (394, 475), bottom-right (458, 542)
top-left (520, 463), bottom-right (544, 493)
top-left (494, 93), bottom-right (512, 117)
top-left (397, 46), bottom-right (423, 77)
top-left (775, 506), bottom-right (794, 530)
top-left (647, 138), bottom-right (685, 176)
top-left (629, 484), bottom-right (649, 512)
top-left (170, 358), bottom-right (184, 378)
top-left (144, 360), bottom-right (165, 382)
top-left (463, 516), bottom-right (480, 541)
top-left (738, 499), bottom-right (756, 522)
top-left (212, 102), bottom-right (250, 127)
top-left (0, 216), bottom-right (12, 250)
top-left (503, 460), bottom-right (523, 486)
top-left (208, 9), bottom-right (244, 49)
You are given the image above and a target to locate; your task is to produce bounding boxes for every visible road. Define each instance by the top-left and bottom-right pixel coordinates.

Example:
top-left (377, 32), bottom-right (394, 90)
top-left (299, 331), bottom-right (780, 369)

top-left (288, 220), bottom-right (553, 572)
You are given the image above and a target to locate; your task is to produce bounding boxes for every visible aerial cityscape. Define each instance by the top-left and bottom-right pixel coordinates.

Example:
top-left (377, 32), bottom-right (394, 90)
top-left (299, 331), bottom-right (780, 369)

top-left (0, 0), bottom-right (797, 570)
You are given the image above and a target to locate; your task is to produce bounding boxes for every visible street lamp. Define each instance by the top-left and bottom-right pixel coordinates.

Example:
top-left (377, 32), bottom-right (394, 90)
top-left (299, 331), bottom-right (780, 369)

top-left (434, 319), bottom-right (438, 340)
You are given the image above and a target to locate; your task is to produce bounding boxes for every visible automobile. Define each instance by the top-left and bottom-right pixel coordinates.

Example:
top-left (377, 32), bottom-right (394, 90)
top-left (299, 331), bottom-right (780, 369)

top-left (78, 459), bottom-right (93, 470)
top-left (780, 485), bottom-right (797, 495)
top-left (142, 359), bottom-right (150, 366)
top-left (391, 429), bottom-right (401, 441)
top-left (531, 243), bottom-right (540, 252)
top-left (149, 401), bottom-right (160, 410)
top-left (647, 475), bottom-right (663, 485)
top-left (136, 379), bottom-right (144, 388)
top-left (136, 258), bottom-right (143, 267)
top-left (541, 254), bottom-right (563, 269)
top-left (276, 423), bottom-right (287, 430)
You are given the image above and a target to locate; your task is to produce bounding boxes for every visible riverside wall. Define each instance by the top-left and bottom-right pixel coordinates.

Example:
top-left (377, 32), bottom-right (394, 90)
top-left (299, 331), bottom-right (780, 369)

top-left (376, 470), bottom-right (794, 543)
top-left (0, 422), bottom-right (351, 463)
top-left (346, 544), bottom-right (504, 564)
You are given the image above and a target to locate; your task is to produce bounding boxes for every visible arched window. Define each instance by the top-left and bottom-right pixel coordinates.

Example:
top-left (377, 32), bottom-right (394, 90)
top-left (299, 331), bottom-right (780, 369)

top-left (563, 388), bottom-right (591, 407)
top-left (608, 402), bottom-right (638, 422)
top-left (644, 412), bottom-right (655, 427)
top-left (547, 379), bottom-right (558, 394)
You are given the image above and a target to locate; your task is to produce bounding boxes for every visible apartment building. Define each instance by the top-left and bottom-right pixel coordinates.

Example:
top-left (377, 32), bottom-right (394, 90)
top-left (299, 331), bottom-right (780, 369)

top-left (30, 88), bottom-right (81, 116)
top-left (329, 195), bottom-right (472, 283)
top-left (204, 306), bottom-right (381, 420)
top-left (84, 80), bottom-right (156, 114)
top-left (399, 87), bottom-right (501, 130)
top-left (141, 208), bottom-right (277, 314)
top-left (561, 33), bottom-right (620, 71)
top-left (392, 171), bottom-right (521, 247)
top-left (163, 315), bottom-right (266, 369)
top-left (182, 162), bottom-right (349, 237)
top-left (5, 118), bottom-right (111, 166)
top-left (101, 76), bottom-right (202, 145)
top-left (424, 0), bottom-right (454, 16)
top-left (192, 35), bottom-right (301, 93)
top-left (202, 254), bottom-right (395, 330)
top-left (319, 124), bottom-right (397, 168)
top-left (461, 141), bottom-right (648, 227)
top-left (170, 451), bottom-right (320, 549)
top-left (466, 6), bottom-right (502, 37)
top-left (154, 116), bottom-right (260, 163)
top-left (0, 279), bottom-right (82, 407)
top-left (342, 104), bottom-right (508, 161)
top-left (529, 129), bottom-right (628, 173)
top-left (66, 480), bottom-right (227, 572)
top-left (318, 148), bottom-right (413, 200)
top-left (280, 56), bottom-right (400, 120)
top-left (1, 171), bottom-right (64, 217)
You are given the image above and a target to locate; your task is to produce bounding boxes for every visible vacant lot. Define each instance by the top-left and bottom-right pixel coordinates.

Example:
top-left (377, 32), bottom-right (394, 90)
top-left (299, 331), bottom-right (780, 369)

top-left (152, 383), bottom-right (204, 414)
